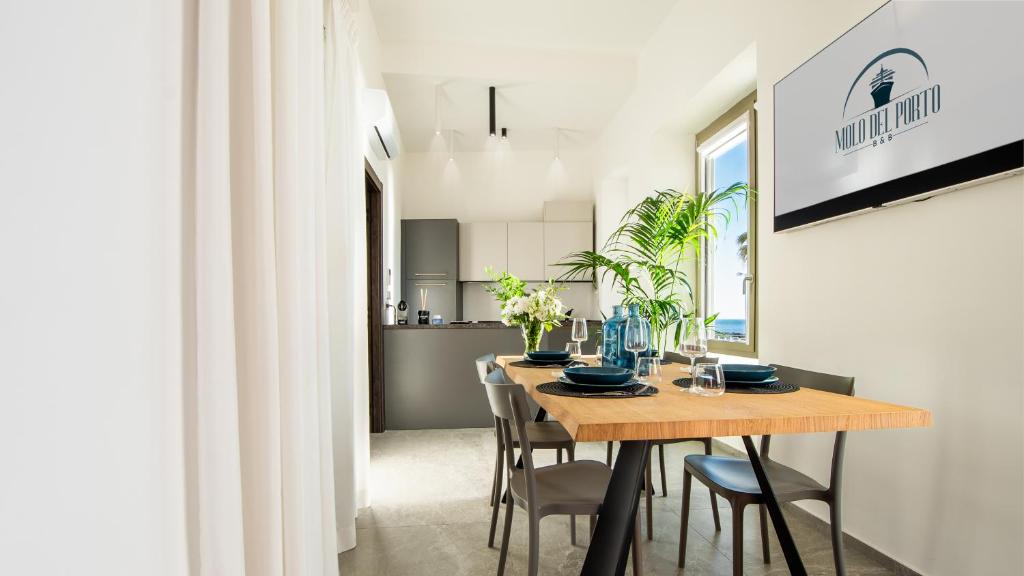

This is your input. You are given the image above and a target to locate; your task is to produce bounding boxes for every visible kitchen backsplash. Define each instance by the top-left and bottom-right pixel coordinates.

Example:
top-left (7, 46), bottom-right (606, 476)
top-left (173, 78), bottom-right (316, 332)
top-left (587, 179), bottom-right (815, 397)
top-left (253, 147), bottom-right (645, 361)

top-left (460, 282), bottom-right (597, 322)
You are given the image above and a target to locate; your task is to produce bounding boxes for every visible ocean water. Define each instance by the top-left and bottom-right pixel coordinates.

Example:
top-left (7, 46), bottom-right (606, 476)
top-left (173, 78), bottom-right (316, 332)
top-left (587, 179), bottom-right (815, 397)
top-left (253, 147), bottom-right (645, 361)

top-left (713, 318), bottom-right (746, 338)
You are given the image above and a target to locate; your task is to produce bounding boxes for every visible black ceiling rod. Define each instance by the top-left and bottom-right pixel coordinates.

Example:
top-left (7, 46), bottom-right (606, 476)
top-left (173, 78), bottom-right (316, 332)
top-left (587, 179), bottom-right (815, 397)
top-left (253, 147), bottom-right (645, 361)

top-left (489, 86), bottom-right (496, 137)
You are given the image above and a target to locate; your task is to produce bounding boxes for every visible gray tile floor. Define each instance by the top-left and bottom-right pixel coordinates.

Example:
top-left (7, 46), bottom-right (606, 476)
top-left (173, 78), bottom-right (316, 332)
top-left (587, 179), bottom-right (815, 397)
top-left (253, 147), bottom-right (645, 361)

top-left (339, 429), bottom-right (895, 575)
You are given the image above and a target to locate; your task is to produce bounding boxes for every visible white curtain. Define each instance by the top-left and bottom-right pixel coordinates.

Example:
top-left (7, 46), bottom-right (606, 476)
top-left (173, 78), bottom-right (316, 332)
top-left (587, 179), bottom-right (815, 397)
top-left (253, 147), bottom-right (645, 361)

top-left (179, 0), bottom-right (367, 573)
top-left (324, 0), bottom-right (373, 554)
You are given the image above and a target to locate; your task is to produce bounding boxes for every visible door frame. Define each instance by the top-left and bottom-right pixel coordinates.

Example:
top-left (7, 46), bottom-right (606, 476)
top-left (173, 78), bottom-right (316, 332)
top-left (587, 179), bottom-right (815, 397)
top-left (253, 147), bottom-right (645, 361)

top-left (365, 159), bottom-right (386, 433)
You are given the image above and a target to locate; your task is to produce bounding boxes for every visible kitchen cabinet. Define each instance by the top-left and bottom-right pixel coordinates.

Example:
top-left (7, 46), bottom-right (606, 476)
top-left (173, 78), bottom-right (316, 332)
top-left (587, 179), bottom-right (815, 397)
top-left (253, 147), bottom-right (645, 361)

top-left (543, 222), bottom-right (592, 280)
top-left (402, 219), bottom-right (458, 280)
top-left (506, 222), bottom-right (545, 280)
top-left (459, 222), bottom-right (507, 281)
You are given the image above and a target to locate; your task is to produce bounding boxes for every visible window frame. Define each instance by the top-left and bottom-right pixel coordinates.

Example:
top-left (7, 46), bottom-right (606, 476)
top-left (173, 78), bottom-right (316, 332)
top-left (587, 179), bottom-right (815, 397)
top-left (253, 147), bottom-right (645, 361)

top-left (695, 92), bottom-right (757, 357)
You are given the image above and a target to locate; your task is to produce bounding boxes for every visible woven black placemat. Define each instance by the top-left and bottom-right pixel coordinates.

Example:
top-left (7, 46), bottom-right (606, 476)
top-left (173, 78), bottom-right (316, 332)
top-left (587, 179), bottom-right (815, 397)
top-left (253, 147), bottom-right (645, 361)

top-left (508, 360), bottom-right (586, 369)
top-left (672, 377), bottom-right (799, 394)
top-left (537, 381), bottom-right (658, 398)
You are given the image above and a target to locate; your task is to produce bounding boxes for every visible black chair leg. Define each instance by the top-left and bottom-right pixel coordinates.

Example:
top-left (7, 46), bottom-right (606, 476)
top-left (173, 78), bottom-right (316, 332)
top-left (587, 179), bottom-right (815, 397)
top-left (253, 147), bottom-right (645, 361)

top-left (658, 443), bottom-right (667, 497)
top-left (705, 440), bottom-right (721, 531)
top-left (759, 504), bottom-right (771, 563)
top-left (830, 500), bottom-right (847, 576)
top-left (568, 445), bottom-right (577, 546)
top-left (606, 441), bottom-right (613, 466)
top-left (645, 450), bottom-right (653, 540)
top-left (732, 503), bottom-right (745, 576)
top-left (678, 470), bottom-right (692, 568)
top-left (557, 448), bottom-right (562, 464)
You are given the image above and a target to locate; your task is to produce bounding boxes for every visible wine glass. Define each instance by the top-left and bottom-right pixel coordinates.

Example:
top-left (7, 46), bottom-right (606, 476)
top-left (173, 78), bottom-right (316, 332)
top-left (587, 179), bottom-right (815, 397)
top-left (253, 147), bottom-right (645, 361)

top-left (693, 363), bottom-right (725, 397)
top-left (571, 318), bottom-right (588, 358)
top-left (680, 316), bottom-right (707, 393)
top-left (636, 356), bottom-right (662, 384)
top-left (624, 316), bottom-right (649, 375)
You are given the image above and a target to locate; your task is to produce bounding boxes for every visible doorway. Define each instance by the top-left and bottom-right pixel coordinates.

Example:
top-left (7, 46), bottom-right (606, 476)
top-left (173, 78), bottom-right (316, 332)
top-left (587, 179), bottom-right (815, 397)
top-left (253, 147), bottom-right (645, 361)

top-left (365, 160), bottom-right (385, 433)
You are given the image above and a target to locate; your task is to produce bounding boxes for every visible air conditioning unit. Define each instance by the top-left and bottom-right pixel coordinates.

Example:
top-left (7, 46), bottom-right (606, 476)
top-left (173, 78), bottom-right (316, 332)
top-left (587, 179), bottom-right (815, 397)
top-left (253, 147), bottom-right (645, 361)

top-left (363, 88), bottom-right (400, 161)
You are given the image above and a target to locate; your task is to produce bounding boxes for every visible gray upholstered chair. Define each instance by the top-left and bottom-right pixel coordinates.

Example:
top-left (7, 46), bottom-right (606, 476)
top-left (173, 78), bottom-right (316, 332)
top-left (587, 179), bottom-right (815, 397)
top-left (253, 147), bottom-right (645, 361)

top-left (606, 353), bottom-right (721, 540)
top-left (481, 366), bottom-right (642, 576)
top-left (475, 354), bottom-right (576, 548)
top-left (678, 364), bottom-right (855, 576)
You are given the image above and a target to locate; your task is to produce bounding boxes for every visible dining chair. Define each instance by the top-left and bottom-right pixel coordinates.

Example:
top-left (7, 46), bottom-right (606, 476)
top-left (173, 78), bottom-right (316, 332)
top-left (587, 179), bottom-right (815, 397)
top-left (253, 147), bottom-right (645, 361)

top-left (678, 364), bottom-right (855, 576)
top-left (481, 366), bottom-right (642, 576)
top-left (475, 354), bottom-right (576, 549)
top-left (606, 353), bottom-right (721, 540)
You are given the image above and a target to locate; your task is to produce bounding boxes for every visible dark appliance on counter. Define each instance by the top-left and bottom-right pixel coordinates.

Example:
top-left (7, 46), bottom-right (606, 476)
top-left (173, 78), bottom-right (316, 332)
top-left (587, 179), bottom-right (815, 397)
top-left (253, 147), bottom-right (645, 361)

top-left (396, 300), bottom-right (408, 325)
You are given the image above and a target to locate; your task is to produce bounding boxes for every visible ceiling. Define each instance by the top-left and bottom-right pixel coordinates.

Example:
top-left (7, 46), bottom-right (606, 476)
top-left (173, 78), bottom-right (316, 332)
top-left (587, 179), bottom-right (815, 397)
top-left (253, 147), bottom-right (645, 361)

top-left (368, 0), bottom-right (680, 153)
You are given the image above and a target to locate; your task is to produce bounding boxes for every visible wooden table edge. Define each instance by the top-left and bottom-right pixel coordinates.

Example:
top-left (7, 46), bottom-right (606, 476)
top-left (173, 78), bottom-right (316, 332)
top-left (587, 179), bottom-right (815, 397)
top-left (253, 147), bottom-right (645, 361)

top-left (497, 355), bottom-right (933, 442)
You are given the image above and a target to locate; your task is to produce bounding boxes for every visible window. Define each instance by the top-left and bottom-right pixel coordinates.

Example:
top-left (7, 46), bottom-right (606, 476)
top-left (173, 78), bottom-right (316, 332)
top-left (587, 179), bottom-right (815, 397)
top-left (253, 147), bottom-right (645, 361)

top-left (697, 93), bottom-right (756, 356)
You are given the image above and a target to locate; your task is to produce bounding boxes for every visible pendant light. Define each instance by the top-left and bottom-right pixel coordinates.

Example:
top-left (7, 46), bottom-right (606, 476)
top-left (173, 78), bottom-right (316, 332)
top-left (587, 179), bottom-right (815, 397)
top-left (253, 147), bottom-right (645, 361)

top-left (489, 86), bottom-right (496, 137)
top-left (501, 127), bottom-right (508, 141)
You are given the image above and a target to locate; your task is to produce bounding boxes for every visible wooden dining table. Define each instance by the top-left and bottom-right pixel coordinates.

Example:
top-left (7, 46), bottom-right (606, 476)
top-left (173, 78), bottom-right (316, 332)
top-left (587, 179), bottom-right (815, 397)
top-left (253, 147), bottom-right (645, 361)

top-left (498, 355), bottom-right (932, 576)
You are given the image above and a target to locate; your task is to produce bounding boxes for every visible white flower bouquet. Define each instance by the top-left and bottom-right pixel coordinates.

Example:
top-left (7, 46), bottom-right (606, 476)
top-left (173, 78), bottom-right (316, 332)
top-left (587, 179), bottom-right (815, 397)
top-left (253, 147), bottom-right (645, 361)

top-left (484, 268), bottom-right (567, 353)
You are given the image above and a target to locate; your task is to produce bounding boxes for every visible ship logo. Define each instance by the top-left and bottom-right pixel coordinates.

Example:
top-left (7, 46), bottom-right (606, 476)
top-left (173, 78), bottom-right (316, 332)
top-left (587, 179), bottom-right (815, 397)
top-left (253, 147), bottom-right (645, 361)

top-left (833, 47), bottom-right (941, 156)
top-left (869, 64), bottom-right (895, 108)
top-left (842, 47), bottom-right (928, 117)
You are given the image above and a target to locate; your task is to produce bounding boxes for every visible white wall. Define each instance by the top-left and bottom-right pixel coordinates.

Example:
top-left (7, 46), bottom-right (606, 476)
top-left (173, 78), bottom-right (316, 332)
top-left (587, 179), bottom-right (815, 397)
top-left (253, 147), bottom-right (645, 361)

top-left (0, 1), bottom-right (187, 574)
top-left (398, 147), bottom-right (592, 222)
top-left (591, 1), bottom-right (1024, 574)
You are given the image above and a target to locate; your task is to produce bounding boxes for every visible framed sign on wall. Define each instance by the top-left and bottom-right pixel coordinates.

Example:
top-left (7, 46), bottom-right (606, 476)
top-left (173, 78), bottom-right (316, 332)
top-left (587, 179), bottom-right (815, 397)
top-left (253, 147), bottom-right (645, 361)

top-left (773, 0), bottom-right (1024, 232)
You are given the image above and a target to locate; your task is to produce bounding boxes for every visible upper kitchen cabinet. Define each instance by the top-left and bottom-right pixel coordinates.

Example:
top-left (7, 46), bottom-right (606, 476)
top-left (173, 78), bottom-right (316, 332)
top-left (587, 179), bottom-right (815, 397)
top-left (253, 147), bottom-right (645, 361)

top-left (459, 222), bottom-right (507, 281)
top-left (506, 222), bottom-right (545, 281)
top-left (402, 219), bottom-right (459, 280)
top-left (544, 222), bottom-right (592, 280)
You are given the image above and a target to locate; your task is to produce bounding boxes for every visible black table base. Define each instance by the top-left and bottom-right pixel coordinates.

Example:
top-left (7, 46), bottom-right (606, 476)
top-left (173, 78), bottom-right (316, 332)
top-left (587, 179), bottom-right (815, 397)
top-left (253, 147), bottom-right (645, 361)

top-left (742, 435), bottom-right (806, 575)
top-left (580, 440), bottom-right (649, 575)
top-left (580, 436), bottom-right (808, 576)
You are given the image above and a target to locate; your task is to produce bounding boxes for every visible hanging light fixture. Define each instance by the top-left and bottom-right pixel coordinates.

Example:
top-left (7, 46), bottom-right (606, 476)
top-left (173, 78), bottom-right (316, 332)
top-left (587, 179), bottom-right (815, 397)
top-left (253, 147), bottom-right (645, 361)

top-left (501, 127), bottom-right (508, 141)
top-left (434, 84), bottom-right (442, 136)
top-left (489, 86), bottom-right (496, 137)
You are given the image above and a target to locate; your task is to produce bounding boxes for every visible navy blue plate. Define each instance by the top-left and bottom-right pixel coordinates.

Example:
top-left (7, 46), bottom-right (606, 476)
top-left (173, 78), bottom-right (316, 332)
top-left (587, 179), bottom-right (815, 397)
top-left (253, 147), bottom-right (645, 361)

top-left (721, 364), bottom-right (776, 382)
top-left (563, 366), bottom-right (634, 385)
top-left (520, 358), bottom-right (575, 367)
top-left (725, 375), bottom-right (780, 387)
top-left (527, 350), bottom-right (571, 362)
top-left (557, 376), bottom-right (638, 392)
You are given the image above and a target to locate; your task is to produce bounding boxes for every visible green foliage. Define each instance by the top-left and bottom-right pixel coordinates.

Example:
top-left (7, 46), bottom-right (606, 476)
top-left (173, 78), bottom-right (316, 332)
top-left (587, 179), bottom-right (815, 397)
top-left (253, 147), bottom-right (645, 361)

top-left (554, 183), bottom-right (751, 351)
top-left (482, 266), bottom-right (527, 306)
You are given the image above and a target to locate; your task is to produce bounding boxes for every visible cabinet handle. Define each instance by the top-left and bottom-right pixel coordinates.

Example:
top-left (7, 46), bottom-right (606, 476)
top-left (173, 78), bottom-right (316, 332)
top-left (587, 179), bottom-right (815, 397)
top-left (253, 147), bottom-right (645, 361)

top-left (414, 282), bottom-right (447, 287)
top-left (414, 273), bottom-right (446, 277)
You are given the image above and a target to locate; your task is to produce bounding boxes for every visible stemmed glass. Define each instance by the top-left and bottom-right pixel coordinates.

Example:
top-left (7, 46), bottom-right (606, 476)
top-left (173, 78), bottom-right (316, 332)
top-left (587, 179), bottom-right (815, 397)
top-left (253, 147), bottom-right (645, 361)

top-left (571, 318), bottom-right (588, 360)
top-left (623, 316), bottom-right (649, 377)
top-left (680, 316), bottom-right (708, 393)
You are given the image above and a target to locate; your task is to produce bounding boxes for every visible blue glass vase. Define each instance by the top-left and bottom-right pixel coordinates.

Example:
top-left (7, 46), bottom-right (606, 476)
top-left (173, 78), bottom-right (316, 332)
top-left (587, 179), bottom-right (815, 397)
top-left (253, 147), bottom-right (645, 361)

top-left (617, 304), bottom-right (651, 370)
top-left (601, 305), bottom-right (624, 367)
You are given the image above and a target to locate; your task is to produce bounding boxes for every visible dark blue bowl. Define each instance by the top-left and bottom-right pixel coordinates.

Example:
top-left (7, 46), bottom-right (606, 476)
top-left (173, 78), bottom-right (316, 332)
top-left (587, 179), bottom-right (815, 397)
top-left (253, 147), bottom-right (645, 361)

top-left (563, 366), bottom-right (634, 385)
top-left (721, 364), bottom-right (776, 382)
top-left (526, 350), bottom-right (571, 362)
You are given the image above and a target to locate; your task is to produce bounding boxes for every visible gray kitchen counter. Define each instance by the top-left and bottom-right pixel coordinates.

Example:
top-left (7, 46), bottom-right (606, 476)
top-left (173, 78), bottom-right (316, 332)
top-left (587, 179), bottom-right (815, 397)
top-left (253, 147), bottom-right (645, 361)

top-left (382, 321), bottom-right (601, 430)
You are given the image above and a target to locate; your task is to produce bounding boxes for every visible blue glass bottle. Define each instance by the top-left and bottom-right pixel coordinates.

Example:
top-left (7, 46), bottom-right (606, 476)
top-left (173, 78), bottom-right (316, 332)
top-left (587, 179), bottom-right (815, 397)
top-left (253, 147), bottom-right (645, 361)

top-left (601, 305), bottom-right (624, 367)
top-left (617, 304), bottom-right (651, 370)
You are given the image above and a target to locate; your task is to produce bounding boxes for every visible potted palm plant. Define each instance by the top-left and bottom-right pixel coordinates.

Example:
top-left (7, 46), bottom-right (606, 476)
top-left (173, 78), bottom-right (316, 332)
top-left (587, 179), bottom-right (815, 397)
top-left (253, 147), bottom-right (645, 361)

top-left (554, 183), bottom-right (750, 357)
